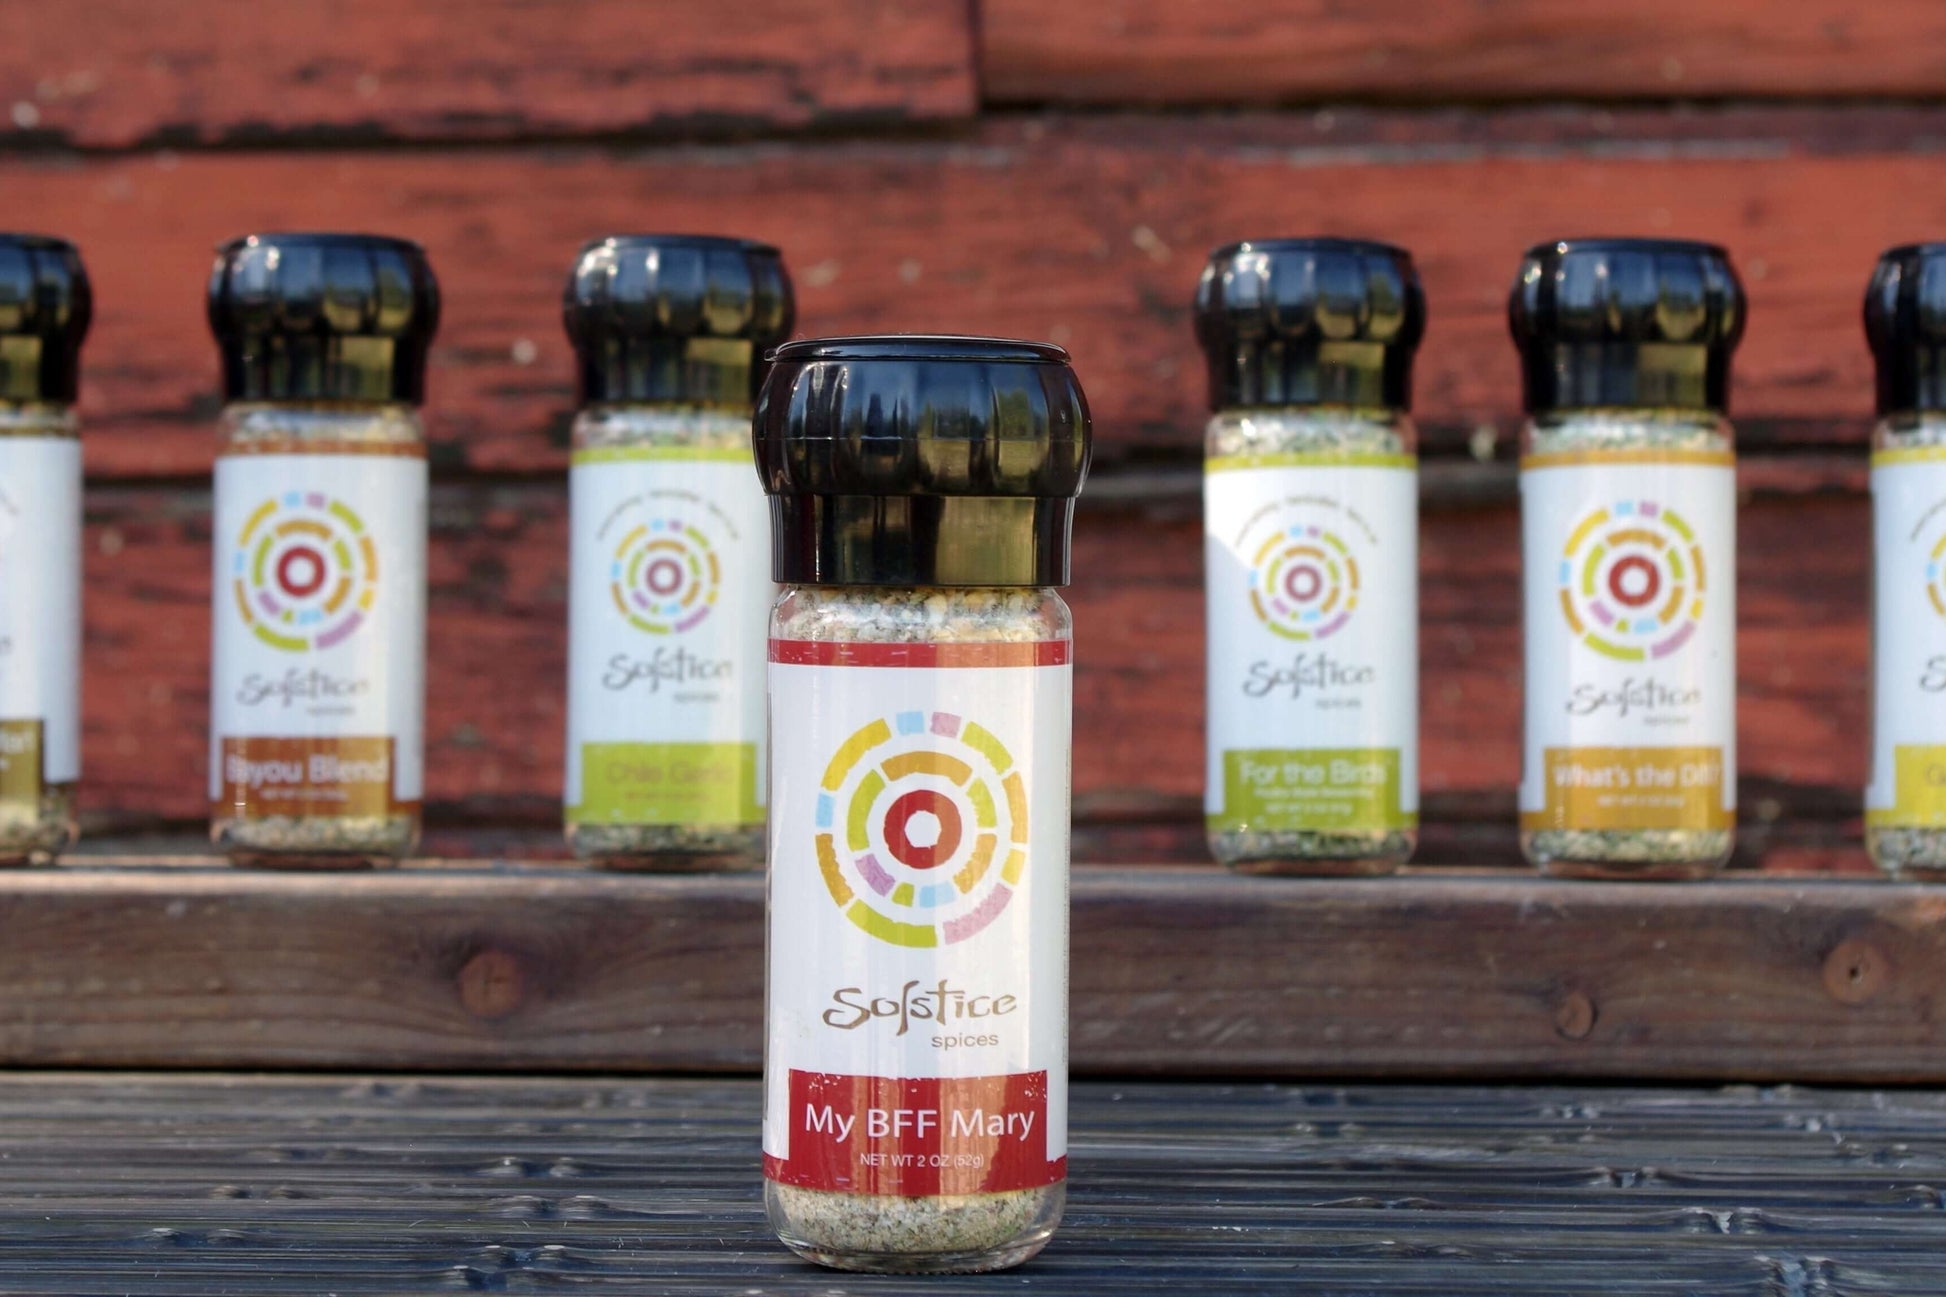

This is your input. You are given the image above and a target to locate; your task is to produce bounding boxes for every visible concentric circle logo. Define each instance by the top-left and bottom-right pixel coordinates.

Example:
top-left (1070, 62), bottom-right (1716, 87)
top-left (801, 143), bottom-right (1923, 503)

top-left (232, 492), bottom-right (377, 652)
top-left (814, 711), bottom-right (1028, 948)
top-left (610, 516), bottom-right (720, 635)
top-left (1558, 499), bottom-right (1705, 661)
top-left (1249, 523), bottom-right (1361, 641)
top-left (1926, 529), bottom-right (1946, 620)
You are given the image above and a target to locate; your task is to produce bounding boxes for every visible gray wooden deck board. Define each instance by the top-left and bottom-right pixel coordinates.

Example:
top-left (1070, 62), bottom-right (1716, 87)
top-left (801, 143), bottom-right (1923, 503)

top-left (0, 1075), bottom-right (1940, 1292)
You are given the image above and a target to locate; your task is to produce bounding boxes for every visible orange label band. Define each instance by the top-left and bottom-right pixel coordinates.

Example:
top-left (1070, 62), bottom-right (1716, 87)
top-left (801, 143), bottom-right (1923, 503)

top-left (1520, 745), bottom-right (1732, 832)
top-left (215, 736), bottom-right (412, 820)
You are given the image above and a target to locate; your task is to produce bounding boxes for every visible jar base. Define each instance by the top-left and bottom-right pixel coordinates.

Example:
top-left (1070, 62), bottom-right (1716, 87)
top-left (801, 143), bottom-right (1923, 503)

top-left (1866, 828), bottom-right (1946, 878)
top-left (225, 851), bottom-right (396, 871)
top-left (582, 850), bottom-right (758, 874)
top-left (1882, 862), bottom-right (1946, 882)
top-left (1538, 857), bottom-right (1723, 881)
top-left (1227, 855), bottom-right (1403, 878)
top-left (777, 1224), bottom-right (1055, 1274)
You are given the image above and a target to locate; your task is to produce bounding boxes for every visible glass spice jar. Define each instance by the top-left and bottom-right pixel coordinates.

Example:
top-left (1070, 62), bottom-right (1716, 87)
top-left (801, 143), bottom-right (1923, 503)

top-left (756, 337), bottom-right (1089, 1273)
top-left (206, 233), bottom-right (439, 868)
top-left (1195, 238), bottom-right (1424, 875)
top-left (0, 235), bottom-right (89, 865)
top-left (1864, 243), bottom-right (1946, 877)
top-left (1510, 239), bottom-right (1744, 879)
top-left (561, 235), bottom-right (793, 869)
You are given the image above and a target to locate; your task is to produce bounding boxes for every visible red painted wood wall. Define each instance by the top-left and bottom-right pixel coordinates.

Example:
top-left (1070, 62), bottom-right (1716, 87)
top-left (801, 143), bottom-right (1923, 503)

top-left (0, 1), bottom-right (1920, 868)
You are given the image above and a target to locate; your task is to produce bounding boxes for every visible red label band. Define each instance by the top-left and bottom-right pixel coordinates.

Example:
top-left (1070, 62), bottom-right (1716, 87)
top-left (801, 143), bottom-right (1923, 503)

top-left (769, 639), bottom-right (1072, 669)
top-left (765, 1069), bottom-right (1064, 1196)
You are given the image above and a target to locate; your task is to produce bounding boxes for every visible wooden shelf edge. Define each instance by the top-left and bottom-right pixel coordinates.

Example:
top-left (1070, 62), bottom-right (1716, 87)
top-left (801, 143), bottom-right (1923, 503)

top-left (0, 864), bottom-right (1938, 1082)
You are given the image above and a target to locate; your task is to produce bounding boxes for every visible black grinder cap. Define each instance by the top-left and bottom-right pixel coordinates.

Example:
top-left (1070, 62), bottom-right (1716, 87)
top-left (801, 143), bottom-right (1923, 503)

top-left (1195, 238), bottom-right (1425, 411)
top-left (0, 234), bottom-right (91, 403)
top-left (563, 235), bottom-right (794, 406)
top-left (1865, 243), bottom-right (1946, 417)
top-left (1510, 238), bottom-right (1745, 415)
top-left (208, 233), bottom-right (440, 404)
top-left (754, 336), bottom-right (1091, 587)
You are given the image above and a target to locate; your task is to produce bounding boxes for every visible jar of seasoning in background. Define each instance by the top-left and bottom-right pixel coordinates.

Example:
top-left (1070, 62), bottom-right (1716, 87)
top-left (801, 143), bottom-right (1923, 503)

top-left (757, 337), bottom-right (1089, 1273)
top-left (1864, 243), bottom-right (1946, 878)
top-left (0, 235), bottom-right (89, 864)
top-left (1510, 239), bottom-right (1744, 879)
top-left (206, 233), bottom-right (438, 868)
top-left (1196, 238), bottom-right (1425, 875)
top-left (561, 235), bottom-right (793, 869)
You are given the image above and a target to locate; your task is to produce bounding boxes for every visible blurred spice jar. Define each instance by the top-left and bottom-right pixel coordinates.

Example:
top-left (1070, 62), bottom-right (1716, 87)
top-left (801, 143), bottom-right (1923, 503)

top-left (0, 234), bottom-right (88, 865)
top-left (1510, 239), bottom-right (1745, 879)
top-left (1195, 238), bottom-right (1425, 876)
top-left (560, 235), bottom-right (793, 870)
top-left (206, 233), bottom-right (439, 868)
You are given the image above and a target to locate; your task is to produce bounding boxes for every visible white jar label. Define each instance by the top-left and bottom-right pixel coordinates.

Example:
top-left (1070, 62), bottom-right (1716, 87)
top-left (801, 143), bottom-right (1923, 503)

top-left (564, 448), bottom-right (771, 826)
top-left (0, 437), bottom-right (81, 804)
top-left (764, 637), bottom-right (1070, 1197)
top-left (1868, 447), bottom-right (1946, 826)
top-left (209, 449), bottom-right (427, 819)
top-left (1203, 453), bottom-right (1418, 833)
top-left (1519, 449), bottom-right (1736, 832)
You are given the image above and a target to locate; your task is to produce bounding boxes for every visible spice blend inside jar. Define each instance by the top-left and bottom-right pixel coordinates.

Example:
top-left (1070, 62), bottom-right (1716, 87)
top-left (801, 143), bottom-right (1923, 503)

top-left (206, 233), bottom-right (438, 868)
top-left (1510, 239), bottom-right (1744, 878)
top-left (756, 337), bottom-right (1089, 1273)
top-left (1864, 243), bottom-right (1946, 877)
top-left (561, 236), bottom-right (793, 869)
top-left (0, 235), bottom-right (89, 864)
top-left (1196, 239), bottom-right (1424, 875)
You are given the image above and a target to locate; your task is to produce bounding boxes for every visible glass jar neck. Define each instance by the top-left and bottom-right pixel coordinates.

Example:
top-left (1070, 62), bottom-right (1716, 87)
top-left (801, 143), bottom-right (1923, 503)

top-left (1875, 410), bottom-right (1946, 442)
top-left (0, 400), bottom-right (77, 437)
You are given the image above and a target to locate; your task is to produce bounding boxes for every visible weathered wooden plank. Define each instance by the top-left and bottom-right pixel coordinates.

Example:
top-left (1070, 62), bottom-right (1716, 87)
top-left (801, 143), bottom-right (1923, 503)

top-left (981, 1), bottom-right (1946, 104)
top-left (0, 868), bottom-right (1939, 1080)
top-left (0, 0), bottom-right (976, 148)
top-left (75, 483), bottom-right (1870, 831)
top-left (0, 1075), bottom-right (1940, 1292)
top-left (0, 113), bottom-right (1936, 478)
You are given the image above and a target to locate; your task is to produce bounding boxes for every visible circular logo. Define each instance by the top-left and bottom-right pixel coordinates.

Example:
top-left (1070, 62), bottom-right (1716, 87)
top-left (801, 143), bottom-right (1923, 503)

top-left (610, 516), bottom-right (720, 635)
top-left (232, 492), bottom-right (377, 652)
top-left (1249, 523), bottom-right (1361, 641)
top-left (1927, 529), bottom-right (1946, 620)
top-left (1558, 499), bottom-right (1705, 661)
top-left (814, 711), bottom-right (1028, 948)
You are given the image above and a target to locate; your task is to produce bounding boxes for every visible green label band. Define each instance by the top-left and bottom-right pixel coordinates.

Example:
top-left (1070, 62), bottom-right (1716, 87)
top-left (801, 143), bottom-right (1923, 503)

top-left (1210, 748), bottom-right (1412, 833)
top-left (570, 446), bottom-right (754, 466)
top-left (569, 742), bottom-right (762, 826)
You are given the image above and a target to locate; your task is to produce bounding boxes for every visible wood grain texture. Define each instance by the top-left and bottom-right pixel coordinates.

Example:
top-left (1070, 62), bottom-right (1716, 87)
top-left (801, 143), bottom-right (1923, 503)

top-left (0, 867), bottom-right (1941, 1079)
top-left (76, 484), bottom-right (1868, 833)
top-left (0, 0), bottom-right (976, 147)
top-left (982, 0), bottom-right (1946, 104)
top-left (0, 1074), bottom-right (1942, 1292)
top-left (0, 112), bottom-right (1936, 478)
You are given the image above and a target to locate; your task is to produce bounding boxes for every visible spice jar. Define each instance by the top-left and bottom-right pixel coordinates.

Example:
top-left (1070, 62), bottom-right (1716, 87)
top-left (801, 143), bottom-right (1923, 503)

top-left (1195, 239), bottom-right (1424, 875)
top-left (206, 233), bottom-right (438, 868)
top-left (0, 235), bottom-right (88, 865)
top-left (561, 235), bottom-right (793, 869)
top-left (1864, 243), bottom-right (1946, 877)
top-left (756, 337), bottom-right (1089, 1273)
top-left (1510, 239), bottom-right (1744, 878)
